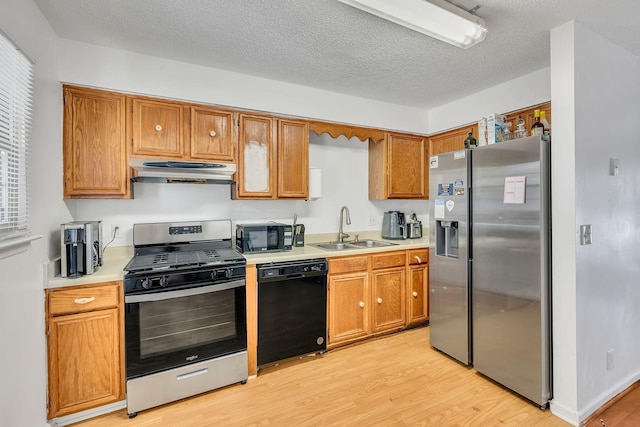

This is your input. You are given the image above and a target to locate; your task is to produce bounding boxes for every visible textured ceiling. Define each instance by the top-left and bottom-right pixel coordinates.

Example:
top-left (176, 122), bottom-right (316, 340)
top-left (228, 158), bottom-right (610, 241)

top-left (34, 0), bottom-right (640, 109)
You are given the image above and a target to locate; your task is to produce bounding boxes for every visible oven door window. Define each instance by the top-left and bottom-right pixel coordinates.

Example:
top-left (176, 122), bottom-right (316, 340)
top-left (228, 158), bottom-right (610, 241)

top-left (125, 281), bottom-right (247, 379)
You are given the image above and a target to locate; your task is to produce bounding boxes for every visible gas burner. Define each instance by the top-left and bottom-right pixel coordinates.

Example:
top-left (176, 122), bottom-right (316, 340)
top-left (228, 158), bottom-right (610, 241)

top-left (152, 254), bottom-right (169, 265)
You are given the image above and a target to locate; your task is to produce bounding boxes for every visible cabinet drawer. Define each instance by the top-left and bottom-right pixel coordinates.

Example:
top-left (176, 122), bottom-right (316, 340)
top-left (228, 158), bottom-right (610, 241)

top-left (329, 256), bottom-right (369, 274)
top-left (407, 249), bottom-right (429, 265)
top-left (371, 251), bottom-right (406, 270)
top-left (48, 282), bottom-right (120, 316)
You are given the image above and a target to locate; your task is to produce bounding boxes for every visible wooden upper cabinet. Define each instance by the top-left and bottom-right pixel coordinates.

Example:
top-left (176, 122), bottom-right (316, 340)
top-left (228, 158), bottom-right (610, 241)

top-left (132, 98), bottom-right (185, 158)
top-left (429, 125), bottom-right (477, 157)
top-left (234, 114), bottom-right (276, 198)
top-left (234, 116), bottom-right (310, 200)
top-left (63, 86), bottom-right (130, 199)
top-left (370, 132), bottom-right (428, 200)
top-left (277, 119), bottom-right (309, 199)
top-left (190, 107), bottom-right (235, 161)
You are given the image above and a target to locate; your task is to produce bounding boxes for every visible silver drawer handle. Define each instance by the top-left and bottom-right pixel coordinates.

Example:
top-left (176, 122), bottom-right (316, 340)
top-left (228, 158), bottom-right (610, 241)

top-left (414, 256), bottom-right (422, 264)
top-left (177, 368), bottom-right (209, 381)
top-left (74, 297), bottom-right (95, 304)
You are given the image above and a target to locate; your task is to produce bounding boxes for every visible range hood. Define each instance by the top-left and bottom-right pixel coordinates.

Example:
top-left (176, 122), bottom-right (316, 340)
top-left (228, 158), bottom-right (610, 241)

top-left (130, 158), bottom-right (236, 184)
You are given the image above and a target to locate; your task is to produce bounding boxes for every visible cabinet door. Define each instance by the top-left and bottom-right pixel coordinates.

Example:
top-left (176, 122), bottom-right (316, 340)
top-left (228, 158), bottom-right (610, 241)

top-left (277, 119), bottom-right (309, 199)
top-left (371, 267), bottom-right (406, 332)
top-left (328, 272), bottom-right (369, 345)
top-left (429, 125), bottom-right (477, 156)
top-left (387, 133), bottom-right (427, 199)
top-left (47, 308), bottom-right (123, 418)
top-left (63, 86), bottom-right (129, 198)
top-left (132, 98), bottom-right (185, 158)
top-left (190, 107), bottom-right (234, 161)
top-left (408, 264), bottom-right (429, 324)
top-left (235, 114), bottom-right (276, 198)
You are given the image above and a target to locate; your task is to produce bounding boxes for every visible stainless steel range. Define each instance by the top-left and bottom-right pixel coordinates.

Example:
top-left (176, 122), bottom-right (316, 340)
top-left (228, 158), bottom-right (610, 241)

top-left (123, 220), bottom-right (247, 418)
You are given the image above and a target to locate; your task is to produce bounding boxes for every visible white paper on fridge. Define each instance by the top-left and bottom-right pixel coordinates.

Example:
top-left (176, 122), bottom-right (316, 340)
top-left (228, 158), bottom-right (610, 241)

top-left (503, 176), bottom-right (526, 204)
top-left (434, 199), bottom-right (445, 219)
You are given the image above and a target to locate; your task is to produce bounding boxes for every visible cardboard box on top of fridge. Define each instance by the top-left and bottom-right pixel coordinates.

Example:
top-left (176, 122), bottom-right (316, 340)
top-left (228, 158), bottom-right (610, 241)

top-left (486, 113), bottom-right (507, 144)
top-left (477, 117), bottom-right (487, 146)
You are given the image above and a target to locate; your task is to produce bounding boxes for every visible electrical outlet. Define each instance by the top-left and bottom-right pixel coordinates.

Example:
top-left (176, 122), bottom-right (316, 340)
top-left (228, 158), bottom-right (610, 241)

top-left (368, 216), bottom-right (377, 226)
top-left (607, 349), bottom-right (614, 370)
top-left (111, 224), bottom-right (120, 238)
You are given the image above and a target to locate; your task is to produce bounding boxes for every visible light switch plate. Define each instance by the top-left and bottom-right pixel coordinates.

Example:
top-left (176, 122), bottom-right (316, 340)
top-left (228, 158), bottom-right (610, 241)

top-left (610, 158), bottom-right (619, 176)
top-left (580, 224), bottom-right (592, 245)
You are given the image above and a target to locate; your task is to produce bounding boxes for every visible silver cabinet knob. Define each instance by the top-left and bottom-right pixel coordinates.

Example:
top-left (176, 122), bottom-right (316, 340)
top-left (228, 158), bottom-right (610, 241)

top-left (209, 130), bottom-right (217, 137)
top-left (377, 298), bottom-right (383, 304)
top-left (412, 291), bottom-right (419, 298)
top-left (155, 124), bottom-right (163, 132)
top-left (359, 301), bottom-right (365, 308)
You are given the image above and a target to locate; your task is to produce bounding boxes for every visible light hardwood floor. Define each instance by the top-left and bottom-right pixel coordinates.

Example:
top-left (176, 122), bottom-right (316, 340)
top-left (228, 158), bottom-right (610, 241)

top-left (73, 326), bottom-right (568, 426)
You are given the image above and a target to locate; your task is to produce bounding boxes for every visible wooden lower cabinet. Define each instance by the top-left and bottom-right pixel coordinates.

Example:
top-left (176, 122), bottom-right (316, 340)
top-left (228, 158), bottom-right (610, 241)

top-left (46, 281), bottom-right (124, 419)
top-left (328, 271), bottom-right (370, 344)
top-left (371, 267), bottom-right (406, 332)
top-left (328, 250), bottom-right (417, 347)
top-left (407, 249), bottom-right (429, 325)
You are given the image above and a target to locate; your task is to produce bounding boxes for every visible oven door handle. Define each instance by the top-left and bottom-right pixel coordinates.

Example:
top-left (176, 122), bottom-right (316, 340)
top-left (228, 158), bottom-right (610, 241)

top-left (125, 279), bottom-right (245, 303)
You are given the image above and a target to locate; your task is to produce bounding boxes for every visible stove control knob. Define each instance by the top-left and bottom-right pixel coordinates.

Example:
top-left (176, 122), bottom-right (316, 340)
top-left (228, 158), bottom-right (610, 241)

top-left (159, 276), bottom-right (168, 287)
top-left (141, 278), bottom-right (152, 289)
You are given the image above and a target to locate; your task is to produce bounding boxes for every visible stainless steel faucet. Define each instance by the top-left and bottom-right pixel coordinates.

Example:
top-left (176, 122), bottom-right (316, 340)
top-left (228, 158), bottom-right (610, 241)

top-left (338, 206), bottom-right (351, 242)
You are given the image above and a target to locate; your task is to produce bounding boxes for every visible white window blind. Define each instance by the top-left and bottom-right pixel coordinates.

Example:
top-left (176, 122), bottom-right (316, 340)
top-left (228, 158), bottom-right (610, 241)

top-left (0, 30), bottom-right (33, 241)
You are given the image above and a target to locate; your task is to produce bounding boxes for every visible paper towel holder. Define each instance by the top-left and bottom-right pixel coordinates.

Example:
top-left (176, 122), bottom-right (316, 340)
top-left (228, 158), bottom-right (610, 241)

top-left (309, 167), bottom-right (322, 200)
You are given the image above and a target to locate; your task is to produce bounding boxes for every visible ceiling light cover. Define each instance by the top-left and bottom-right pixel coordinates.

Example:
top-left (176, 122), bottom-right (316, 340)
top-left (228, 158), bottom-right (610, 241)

top-left (338, 0), bottom-right (488, 49)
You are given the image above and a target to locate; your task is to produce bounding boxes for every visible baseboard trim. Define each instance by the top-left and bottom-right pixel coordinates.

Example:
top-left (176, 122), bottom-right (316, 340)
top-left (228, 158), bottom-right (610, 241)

top-left (550, 400), bottom-right (580, 426)
top-left (581, 380), bottom-right (640, 426)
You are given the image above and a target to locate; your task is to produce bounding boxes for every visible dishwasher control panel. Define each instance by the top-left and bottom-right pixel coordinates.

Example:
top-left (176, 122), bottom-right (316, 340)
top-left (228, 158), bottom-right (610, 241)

top-left (257, 258), bottom-right (328, 280)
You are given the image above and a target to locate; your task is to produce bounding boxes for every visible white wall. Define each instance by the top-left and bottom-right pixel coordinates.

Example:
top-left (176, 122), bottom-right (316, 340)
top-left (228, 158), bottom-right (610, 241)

top-left (548, 20), bottom-right (579, 425)
top-left (428, 67), bottom-right (551, 134)
top-left (549, 21), bottom-right (640, 426)
top-left (58, 39), bottom-right (430, 135)
top-left (573, 21), bottom-right (640, 420)
top-left (0, 1), bottom-right (72, 426)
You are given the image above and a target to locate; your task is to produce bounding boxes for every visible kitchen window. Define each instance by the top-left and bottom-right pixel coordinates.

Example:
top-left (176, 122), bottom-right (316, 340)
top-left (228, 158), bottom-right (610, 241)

top-left (0, 29), bottom-right (33, 243)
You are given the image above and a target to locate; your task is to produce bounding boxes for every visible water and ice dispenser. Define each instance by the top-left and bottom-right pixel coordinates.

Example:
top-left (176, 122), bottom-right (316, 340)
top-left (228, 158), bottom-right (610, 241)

top-left (436, 220), bottom-right (459, 259)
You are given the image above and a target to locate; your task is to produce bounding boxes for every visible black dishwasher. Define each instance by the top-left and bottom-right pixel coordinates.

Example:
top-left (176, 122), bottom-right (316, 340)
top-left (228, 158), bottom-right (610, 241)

top-left (257, 258), bottom-right (328, 366)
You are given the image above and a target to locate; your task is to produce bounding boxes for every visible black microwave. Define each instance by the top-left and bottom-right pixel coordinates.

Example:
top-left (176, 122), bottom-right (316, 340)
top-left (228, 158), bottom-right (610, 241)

top-left (236, 223), bottom-right (293, 253)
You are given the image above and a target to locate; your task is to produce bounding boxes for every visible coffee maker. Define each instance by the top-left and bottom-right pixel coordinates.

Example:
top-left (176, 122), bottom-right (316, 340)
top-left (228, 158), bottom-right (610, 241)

top-left (61, 221), bottom-right (103, 278)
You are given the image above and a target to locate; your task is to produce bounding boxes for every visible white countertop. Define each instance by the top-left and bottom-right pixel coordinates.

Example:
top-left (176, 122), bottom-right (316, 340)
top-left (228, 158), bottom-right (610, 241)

top-left (242, 231), bottom-right (429, 265)
top-left (46, 246), bottom-right (133, 289)
top-left (46, 232), bottom-right (429, 289)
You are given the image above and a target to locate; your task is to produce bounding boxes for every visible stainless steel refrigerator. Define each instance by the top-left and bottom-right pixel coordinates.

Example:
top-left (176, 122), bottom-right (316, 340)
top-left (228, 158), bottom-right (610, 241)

top-left (428, 135), bottom-right (551, 407)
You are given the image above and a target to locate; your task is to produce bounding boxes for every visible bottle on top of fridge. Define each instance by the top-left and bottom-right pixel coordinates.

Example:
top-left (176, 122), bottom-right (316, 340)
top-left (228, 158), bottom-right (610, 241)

top-left (531, 109), bottom-right (544, 136)
top-left (540, 110), bottom-right (551, 135)
top-left (464, 132), bottom-right (477, 149)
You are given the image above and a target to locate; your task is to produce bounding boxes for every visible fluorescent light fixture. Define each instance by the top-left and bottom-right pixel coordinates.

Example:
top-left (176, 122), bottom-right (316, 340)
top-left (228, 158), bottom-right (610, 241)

top-left (338, 0), bottom-right (488, 49)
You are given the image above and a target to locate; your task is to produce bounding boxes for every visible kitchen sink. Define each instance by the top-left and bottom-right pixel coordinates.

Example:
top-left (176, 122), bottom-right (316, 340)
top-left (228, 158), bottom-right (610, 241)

top-left (311, 240), bottom-right (398, 251)
top-left (313, 242), bottom-right (354, 251)
top-left (348, 240), bottom-right (397, 248)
